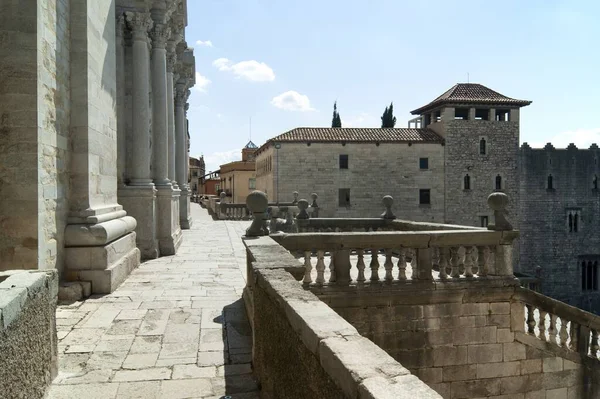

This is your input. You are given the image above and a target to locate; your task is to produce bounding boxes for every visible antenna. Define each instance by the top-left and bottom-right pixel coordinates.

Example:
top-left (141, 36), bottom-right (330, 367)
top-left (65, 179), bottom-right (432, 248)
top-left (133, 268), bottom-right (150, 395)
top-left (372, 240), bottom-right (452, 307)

top-left (249, 117), bottom-right (252, 141)
top-left (467, 72), bottom-right (470, 83)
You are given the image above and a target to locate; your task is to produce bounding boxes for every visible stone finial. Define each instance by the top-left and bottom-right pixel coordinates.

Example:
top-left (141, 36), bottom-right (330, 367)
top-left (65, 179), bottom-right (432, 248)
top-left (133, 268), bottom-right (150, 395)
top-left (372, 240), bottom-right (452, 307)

top-left (296, 199), bottom-right (310, 220)
top-left (381, 195), bottom-right (396, 220)
top-left (520, 142), bottom-right (531, 150)
top-left (590, 143), bottom-right (599, 150)
top-left (310, 193), bottom-right (319, 208)
top-left (487, 192), bottom-right (513, 231)
top-left (567, 143), bottom-right (578, 150)
top-left (245, 191), bottom-right (269, 237)
top-left (219, 191), bottom-right (226, 202)
top-left (292, 191), bottom-right (299, 205)
top-left (544, 143), bottom-right (555, 151)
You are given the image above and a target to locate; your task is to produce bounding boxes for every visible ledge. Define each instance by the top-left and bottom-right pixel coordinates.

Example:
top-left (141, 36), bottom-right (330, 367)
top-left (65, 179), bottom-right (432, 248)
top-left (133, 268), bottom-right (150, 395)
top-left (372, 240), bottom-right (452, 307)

top-left (64, 215), bottom-right (137, 247)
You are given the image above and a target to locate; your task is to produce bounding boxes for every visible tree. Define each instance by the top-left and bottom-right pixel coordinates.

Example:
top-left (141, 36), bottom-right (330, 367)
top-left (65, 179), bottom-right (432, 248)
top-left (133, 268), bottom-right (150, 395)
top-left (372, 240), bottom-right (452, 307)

top-left (381, 102), bottom-right (397, 128)
top-left (331, 101), bottom-right (342, 128)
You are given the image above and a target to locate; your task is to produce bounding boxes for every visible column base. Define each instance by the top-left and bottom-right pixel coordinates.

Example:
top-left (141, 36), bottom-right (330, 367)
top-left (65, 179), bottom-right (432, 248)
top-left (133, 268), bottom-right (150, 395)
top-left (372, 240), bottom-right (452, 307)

top-left (179, 185), bottom-right (192, 229)
top-left (118, 185), bottom-right (159, 260)
top-left (156, 186), bottom-right (182, 255)
top-left (64, 233), bottom-right (140, 294)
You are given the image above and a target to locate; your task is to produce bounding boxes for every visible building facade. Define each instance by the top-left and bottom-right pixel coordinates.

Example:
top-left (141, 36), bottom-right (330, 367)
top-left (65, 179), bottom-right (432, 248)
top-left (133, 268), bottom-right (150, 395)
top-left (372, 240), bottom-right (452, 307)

top-left (0, 0), bottom-right (196, 294)
top-left (189, 156), bottom-right (206, 195)
top-left (219, 142), bottom-right (258, 204)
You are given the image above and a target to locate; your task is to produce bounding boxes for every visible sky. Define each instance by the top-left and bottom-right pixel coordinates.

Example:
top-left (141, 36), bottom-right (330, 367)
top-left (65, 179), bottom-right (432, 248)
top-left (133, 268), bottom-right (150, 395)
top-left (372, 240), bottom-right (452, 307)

top-left (184, 0), bottom-right (600, 173)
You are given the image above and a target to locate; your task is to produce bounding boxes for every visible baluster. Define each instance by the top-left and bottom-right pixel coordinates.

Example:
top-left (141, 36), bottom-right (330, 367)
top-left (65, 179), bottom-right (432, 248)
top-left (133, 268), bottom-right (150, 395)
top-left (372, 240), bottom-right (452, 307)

top-left (548, 314), bottom-right (557, 345)
top-left (384, 249), bottom-right (394, 282)
top-left (477, 246), bottom-right (488, 277)
top-left (407, 249), bottom-right (417, 280)
top-left (464, 247), bottom-right (474, 278)
top-left (315, 250), bottom-right (325, 285)
top-left (432, 247), bottom-right (440, 272)
top-left (438, 247), bottom-right (448, 279)
top-left (470, 246), bottom-right (479, 275)
top-left (397, 248), bottom-right (407, 281)
top-left (559, 318), bottom-right (569, 347)
top-left (538, 310), bottom-right (547, 341)
top-left (370, 249), bottom-right (380, 281)
top-left (328, 252), bottom-right (336, 283)
top-left (450, 247), bottom-right (460, 278)
top-left (356, 249), bottom-right (366, 282)
top-left (591, 330), bottom-right (599, 358)
top-left (526, 305), bottom-right (536, 335)
top-left (569, 322), bottom-right (578, 351)
top-left (302, 251), bottom-right (312, 284)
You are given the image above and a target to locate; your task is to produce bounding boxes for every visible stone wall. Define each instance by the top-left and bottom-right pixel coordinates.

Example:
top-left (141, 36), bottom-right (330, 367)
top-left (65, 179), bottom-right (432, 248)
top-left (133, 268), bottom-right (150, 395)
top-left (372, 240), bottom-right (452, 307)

top-left (0, 270), bottom-right (59, 399)
top-left (243, 236), bottom-right (441, 399)
top-left (256, 142), bottom-right (445, 220)
top-left (317, 281), bottom-right (598, 398)
top-left (519, 144), bottom-right (600, 312)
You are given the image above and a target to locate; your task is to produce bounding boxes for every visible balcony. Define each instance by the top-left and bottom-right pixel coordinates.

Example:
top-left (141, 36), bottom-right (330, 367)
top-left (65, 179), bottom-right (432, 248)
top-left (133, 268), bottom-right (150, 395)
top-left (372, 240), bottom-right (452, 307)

top-left (240, 191), bottom-right (600, 398)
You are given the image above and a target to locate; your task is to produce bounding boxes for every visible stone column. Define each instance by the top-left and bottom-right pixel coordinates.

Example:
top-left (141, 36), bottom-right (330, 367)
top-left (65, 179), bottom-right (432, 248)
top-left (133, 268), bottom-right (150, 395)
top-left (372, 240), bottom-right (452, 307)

top-left (150, 22), bottom-right (182, 255)
top-left (63, 4), bottom-right (141, 293)
top-left (175, 85), bottom-right (192, 228)
top-left (118, 11), bottom-right (159, 259)
top-left (116, 15), bottom-right (127, 186)
top-left (167, 41), bottom-right (179, 188)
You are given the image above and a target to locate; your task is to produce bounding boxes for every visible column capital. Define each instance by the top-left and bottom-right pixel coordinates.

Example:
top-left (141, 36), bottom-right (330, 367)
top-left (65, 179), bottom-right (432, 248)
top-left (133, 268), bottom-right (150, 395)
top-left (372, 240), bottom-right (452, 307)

top-left (167, 52), bottom-right (177, 72)
top-left (125, 11), bottom-right (153, 41)
top-left (150, 23), bottom-right (171, 49)
top-left (175, 87), bottom-right (186, 107)
top-left (116, 14), bottom-right (126, 37)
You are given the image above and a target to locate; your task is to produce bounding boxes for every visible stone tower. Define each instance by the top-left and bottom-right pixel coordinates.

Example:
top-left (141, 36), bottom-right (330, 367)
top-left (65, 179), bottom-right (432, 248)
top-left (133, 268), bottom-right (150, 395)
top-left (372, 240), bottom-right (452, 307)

top-left (411, 83), bottom-right (531, 227)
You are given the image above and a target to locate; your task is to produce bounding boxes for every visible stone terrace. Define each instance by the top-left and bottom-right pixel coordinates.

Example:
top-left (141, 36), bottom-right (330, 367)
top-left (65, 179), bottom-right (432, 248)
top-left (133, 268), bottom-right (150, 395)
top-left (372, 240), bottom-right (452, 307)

top-left (46, 205), bottom-right (258, 399)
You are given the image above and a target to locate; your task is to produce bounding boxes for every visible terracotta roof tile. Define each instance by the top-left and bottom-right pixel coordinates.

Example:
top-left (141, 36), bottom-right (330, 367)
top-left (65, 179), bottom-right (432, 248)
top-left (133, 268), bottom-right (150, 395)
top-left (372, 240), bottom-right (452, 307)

top-left (268, 127), bottom-right (443, 144)
top-left (411, 83), bottom-right (531, 114)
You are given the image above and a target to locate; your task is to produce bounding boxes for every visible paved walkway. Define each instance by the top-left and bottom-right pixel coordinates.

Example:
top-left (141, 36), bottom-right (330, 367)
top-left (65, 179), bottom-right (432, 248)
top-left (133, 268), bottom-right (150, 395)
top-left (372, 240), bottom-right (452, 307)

top-left (47, 204), bottom-right (257, 399)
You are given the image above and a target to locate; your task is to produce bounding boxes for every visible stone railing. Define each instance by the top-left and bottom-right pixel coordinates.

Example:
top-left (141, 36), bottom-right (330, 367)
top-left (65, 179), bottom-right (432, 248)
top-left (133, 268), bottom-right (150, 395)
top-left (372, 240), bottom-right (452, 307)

top-left (215, 191), bottom-right (320, 222)
top-left (0, 270), bottom-right (59, 399)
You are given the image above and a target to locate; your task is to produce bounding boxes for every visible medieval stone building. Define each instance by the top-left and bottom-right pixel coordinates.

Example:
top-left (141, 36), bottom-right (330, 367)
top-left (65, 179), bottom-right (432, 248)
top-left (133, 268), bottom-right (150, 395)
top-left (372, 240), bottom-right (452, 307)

top-left (0, 0), bottom-right (196, 294)
top-left (257, 83), bottom-right (600, 312)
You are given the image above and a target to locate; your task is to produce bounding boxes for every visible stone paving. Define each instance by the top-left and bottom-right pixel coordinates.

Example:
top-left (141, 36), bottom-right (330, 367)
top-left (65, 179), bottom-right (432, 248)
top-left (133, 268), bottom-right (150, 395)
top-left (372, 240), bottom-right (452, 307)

top-left (46, 204), bottom-right (258, 399)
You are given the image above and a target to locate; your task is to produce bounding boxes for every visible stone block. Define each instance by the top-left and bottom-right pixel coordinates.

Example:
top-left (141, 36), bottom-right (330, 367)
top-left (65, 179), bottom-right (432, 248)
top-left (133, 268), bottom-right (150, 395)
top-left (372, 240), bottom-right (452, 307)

top-left (462, 302), bottom-right (490, 315)
top-left (488, 314), bottom-right (511, 328)
top-left (0, 286), bottom-right (27, 329)
top-left (500, 374), bottom-right (543, 395)
top-left (467, 344), bottom-right (503, 364)
top-left (358, 375), bottom-right (442, 399)
top-left (520, 359), bottom-right (542, 375)
top-left (452, 326), bottom-right (497, 345)
top-left (543, 357), bottom-right (563, 373)
top-left (497, 328), bottom-right (514, 343)
top-left (73, 245), bottom-right (140, 294)
top-left (545, 388), bottom-right (568, 399)
top-left (432, 346), bottom-right (468, 367)
top-left (450, 378), bottom-right (502, 398)
top-left (442, 364), bottom-right (476, 382)
top-left (542, 370), bottom-right (582, 390)
top-left (490, 302), bottom-right (511, 314)
top-left (412, 367), bottom-right (442, 384)
top-left (503, 342), bottom-right (527, 361)
top-left (510, 302), bottom-right (525, 332)
top-left (477, 361), bottom-right (520, 379)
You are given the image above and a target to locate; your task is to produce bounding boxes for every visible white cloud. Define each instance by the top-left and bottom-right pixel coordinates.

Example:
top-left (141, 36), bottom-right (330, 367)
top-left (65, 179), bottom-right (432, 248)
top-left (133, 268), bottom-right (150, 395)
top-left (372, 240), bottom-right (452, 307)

top-left (527, 128), bottom-right (600, 149)
top-left (193, 72), bottom-right (211, 92)
top-left (212, 58), bottom-right (275, 82)
top-left (203, 149), bottom-right (241, 172)
top-left (196, 40), bottom-right (213, 47)
top-left (271, 90), bottom-right (314, 112)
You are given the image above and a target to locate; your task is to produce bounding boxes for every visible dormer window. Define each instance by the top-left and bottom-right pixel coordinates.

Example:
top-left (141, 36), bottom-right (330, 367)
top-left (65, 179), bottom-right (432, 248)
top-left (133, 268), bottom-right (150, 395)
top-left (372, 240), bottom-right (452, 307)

top-left (480, 138), bottom-right (487, 155)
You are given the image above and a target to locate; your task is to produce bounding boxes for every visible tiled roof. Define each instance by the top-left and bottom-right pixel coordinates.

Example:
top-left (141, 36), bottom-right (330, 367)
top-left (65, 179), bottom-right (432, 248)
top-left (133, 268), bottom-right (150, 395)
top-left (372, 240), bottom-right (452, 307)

top-left (268, 127), bottom-right (443, 144)
top-left (411, 83), bottom-right (531, 114)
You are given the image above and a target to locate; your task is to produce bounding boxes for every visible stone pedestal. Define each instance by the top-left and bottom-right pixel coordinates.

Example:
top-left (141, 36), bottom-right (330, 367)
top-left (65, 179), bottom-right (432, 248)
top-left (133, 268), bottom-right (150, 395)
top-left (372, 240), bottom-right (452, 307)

top-left (118, 186), bottom-right (159, 260)
top-left (180, 186), bottom-right (193, 229)
top-left (157, 186), bottom-right (182, 255)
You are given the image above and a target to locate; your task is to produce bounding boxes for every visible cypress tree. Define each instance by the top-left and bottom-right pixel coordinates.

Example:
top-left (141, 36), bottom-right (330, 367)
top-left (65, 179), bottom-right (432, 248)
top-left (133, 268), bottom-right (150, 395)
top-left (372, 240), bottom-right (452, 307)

top-left (332, 102), bottom-right (342, 128)
top-left (381, 102), bottom-right (397, 128)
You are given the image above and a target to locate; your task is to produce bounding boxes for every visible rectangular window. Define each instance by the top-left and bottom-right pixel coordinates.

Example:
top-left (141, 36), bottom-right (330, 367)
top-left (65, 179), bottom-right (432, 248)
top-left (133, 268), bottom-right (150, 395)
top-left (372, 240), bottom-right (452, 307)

top-left (339, 154), bottom-right (349, 169)
top-left (248, 178), bottom-right (256, 190)
top-left (475, 109), bottom-right (489, 120)
top-left (339, 188), bottom-right (351, 207)
top-left (480, 216), bottom-right (488, 227)
top-left (419, 189), bottom-right (430, 205)
top-left (582, 260), bottom-right (599, 291)
top-left (496, 109), bottom-right (510, 121)
top-left (419, 158), bottom-right (429, 170)
top-left (454, 108), bottom-right (469, 120)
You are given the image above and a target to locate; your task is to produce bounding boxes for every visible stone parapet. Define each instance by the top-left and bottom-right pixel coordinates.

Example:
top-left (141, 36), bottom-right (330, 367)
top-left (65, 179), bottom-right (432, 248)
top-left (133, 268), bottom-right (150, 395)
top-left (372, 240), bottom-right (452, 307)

top-left (243, 236), bottom-right (441, 398)
top-left (0, 270), bottom-right (58, 399)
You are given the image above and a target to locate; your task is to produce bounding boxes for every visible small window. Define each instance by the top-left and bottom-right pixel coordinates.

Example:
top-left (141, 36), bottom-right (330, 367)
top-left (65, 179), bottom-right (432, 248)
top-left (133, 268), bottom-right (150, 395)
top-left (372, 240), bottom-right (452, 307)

top-left (419, 189), bottom-right (431, 205)
top-left (496, 109), bottom-right (510, 121)
top-left (594, 175), bottom-right (598, 190)
top-left (419, 158), bottom-right (429, 170)
top-left (475, 109), bottom-right (489, 120)
top-left (249, 178), bottom-right (256, 190)
top-left (547, 175), bottom-right (553, 190)
top-left (480, 138), bottom-right (487, 155)
top-left (454, 108), bottom-right (469, 120)
top-left (464, 174), bottom-right (471, 190)
top-left (495, 175), bottom-right (502, 191)
top-left (339, 188), bottom-right (351, 207)
top-left (434, 110), bottom-right (441, 122)
top-left (568, 210), bottom-right (581, 233)
top-left (582, 261), bottom-right (599, 291)
top-left (480, 216), bottom-right (488, 227)
top-left (339, 154), bottom-right (349, 169)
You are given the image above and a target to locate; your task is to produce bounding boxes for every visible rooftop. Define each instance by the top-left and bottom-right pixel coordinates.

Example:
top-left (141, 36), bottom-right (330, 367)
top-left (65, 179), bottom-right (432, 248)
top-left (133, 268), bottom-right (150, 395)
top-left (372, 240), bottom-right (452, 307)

top-left (266, 127), bottom-right (443, 146)
top-left (411, 83), bottom-right (532, 114)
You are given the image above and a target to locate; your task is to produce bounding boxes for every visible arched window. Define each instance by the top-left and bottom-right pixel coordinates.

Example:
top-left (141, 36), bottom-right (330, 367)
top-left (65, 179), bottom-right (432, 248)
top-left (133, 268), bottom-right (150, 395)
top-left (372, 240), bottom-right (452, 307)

top-left (464, 174), bottom-right (471, 190)
top-left (569, 213), bottom-right (573, 232)
top-left (547, 175), bottom-right (553, 190)
top-left (480, 138), bottom-right (486, 155)
top-left (495, 175), bottom-right (502, 191)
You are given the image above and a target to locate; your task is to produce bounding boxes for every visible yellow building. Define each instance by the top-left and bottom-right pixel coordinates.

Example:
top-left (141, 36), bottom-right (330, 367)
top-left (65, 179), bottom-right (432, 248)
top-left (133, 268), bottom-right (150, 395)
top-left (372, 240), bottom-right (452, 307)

top-left (219, 141), bottom-right (257, 204)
